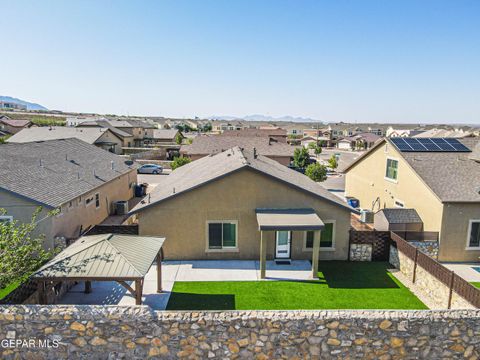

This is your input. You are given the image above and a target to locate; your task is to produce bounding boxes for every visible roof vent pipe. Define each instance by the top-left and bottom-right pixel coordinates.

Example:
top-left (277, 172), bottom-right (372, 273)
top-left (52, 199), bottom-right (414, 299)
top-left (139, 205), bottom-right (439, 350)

top-left (253, 147), bottom-right (257, 159)
top-left (39, 159), bottom-right (43, 167)
top-left (111, 161), bottom-right (114, 170)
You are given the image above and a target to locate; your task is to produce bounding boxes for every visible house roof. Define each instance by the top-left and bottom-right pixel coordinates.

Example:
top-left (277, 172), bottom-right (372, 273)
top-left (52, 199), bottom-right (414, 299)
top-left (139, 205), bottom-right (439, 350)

top-left (343, 132), bottom-right (382, 143)
top-left (130, 147), bottom-right (353, 214)
top-left (0, 118), bottom-right (31, 127)
top-left (0, 138), bottom-right (134, 208)
top-left (7, 126), bottom-right (116, 144)
top-left (255, 208), bottom-right (325, 231)
top-left (344, 137), bottom-right (480, 203)
top-left (181, 135), bottom-right (296, 157)
top-left (152, 129), bottom-right (179, 140)
top-left (77, 120), bottom-right (134, 138)
top-left (220, 128), bottom-right (287, 137)
top-left (32, 234), bottom-right (164, 280)
top-left (378, 208), bottom-right (422, 224)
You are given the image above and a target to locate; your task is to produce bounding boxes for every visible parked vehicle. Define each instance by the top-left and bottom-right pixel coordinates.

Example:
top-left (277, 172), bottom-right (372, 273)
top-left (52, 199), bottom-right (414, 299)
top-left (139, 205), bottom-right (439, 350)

top-left (137, 164), bottom-right (163, 174)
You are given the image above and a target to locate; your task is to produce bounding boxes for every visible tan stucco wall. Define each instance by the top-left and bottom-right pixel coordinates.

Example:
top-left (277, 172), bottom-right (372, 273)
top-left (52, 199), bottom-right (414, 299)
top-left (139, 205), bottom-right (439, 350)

top-left (0, 169), bottom-right (137, 248)
top-left (345, 142), bottom-right (444, 233)
top-left (439, 203), bottom-right (480, 262)
top-left (137, 168), bottom-right (351, 260)
top-left (96, 131), bottom-right (124, 155)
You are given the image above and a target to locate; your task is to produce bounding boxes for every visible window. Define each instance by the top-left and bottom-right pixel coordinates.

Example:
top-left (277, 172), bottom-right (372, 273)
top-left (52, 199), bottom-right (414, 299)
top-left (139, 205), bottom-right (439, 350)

top-left (394, 199), bottom-right (405, 208)
top-left (207, 221), bottom-right (237, 250)
top-left (385, 158), bottom-right (398, 181)
top-left (466, 220), bottom-right (480, 249)
top-left (95, 193), bottom-right (100, 209)
top-left (304, 222), bottom-right (335, 250)
top-left (85, 195), bottom-right (94, 206)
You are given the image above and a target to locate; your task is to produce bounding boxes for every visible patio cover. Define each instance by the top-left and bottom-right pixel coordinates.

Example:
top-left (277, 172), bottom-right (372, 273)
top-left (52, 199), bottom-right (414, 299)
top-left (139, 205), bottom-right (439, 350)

top-left (33, 234), bottom-right (165, 305)
top-left (255, 208), bottom-right (325, 231)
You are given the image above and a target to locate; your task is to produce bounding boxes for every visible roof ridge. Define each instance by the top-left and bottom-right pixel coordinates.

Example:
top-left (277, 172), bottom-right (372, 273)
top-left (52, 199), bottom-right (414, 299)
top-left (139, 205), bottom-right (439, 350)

top-left (106, 235), bottom-right (144, 277)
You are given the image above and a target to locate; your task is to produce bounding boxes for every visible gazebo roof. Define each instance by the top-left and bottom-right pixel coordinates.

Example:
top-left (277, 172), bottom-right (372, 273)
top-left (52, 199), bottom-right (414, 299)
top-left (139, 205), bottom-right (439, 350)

top-left (255, 208), bottom-right (325, 231)
top-left (33, 234), bottom-right (165, 280)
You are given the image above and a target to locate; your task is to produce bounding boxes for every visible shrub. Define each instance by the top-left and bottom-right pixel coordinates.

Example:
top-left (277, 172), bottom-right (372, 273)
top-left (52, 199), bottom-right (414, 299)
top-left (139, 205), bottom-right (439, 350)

top-left (305, 163), bottom-right (327, 182)
top-left (293, 147), bottom-right (310, 169)
top-left (171, 156), bottom-right (191, 170)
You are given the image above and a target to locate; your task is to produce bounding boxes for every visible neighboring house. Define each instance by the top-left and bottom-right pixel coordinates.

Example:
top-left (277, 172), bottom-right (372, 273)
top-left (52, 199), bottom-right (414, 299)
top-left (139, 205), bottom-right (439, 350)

top-left (180, 135), bottom-right (297, 166)
top-left (0, 101), bottom-right (27, 110)
top-left (336, 132), bottom-right (381, 150)
top-left (344, 137), bottom-right (480, 262)
top-left (130, 147), bottom-right (353, 264)
top-left (211, 121), bottom-right (247, 132)
top-left (385, 127), bottom-right (426, 138)
top-left (220, 128), bottom-right (288, 143)
top-left (144, 129), bottom-right (183, 145)
top-left (413, 128), bottom-right (474, 138)
top-left (0, 116), bottom-right (32, 134)
top-left (78, 119), bottom-right (156, 146)
top-left (66, 116), bottom-right (101, 127)
top-left (76, 120), bottom-right (135, 148)
top-left (7, 126), bottom-right (125, 154)
top-left (0, 138), bottom-right (137, 248)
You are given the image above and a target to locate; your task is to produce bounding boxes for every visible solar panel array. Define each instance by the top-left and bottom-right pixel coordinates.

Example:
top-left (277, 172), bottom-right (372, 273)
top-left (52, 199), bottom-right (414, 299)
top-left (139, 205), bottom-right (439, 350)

top-left (390, 137), bottom-right (471, 152)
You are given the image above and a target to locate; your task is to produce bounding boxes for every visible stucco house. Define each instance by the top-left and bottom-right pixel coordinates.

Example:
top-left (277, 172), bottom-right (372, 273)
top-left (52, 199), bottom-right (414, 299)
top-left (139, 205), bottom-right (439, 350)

top-left (0, 138), bottom-right (137, 249)
top-left (344, 137), bottom-right (480, 262)
top-left (0, 116), bottom-right (32, 135)
top-left (8, 126), bottom-right (125, 154)
top-left (130, 147), bottom-right (354, 277)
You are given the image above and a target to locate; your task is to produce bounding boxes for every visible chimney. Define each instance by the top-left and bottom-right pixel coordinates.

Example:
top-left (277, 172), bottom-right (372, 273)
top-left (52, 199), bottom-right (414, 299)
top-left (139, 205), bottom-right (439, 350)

top-left (253, 147), bottom-right (257, 159)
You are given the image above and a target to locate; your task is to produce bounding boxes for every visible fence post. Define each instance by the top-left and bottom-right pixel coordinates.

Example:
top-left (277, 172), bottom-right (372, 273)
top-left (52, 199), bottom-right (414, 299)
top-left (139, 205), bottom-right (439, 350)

top-left (347, 230), bottom-right (352, 261)
top-left (447, 271), bottom-right (455, 309)
top-left (412, 248), bottom-right (419, 283)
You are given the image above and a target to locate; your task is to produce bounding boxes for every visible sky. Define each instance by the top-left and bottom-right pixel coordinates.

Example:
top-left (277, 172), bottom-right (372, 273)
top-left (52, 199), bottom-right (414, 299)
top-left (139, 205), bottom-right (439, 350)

top-left (1, 0), bottom-right (479, 124)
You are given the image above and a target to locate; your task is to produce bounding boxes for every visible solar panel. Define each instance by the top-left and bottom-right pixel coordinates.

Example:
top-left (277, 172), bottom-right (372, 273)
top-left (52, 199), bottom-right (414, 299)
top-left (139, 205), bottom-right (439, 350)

top-left (390, 137), bottom-right (471, 153)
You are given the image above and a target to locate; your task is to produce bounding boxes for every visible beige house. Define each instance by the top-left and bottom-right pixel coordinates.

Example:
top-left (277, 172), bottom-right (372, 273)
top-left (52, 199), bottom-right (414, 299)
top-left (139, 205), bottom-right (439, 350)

top-left (0, 139), bottom-right (137, 249)
top-left (7, 126), bottom-right (125, 154)
top-left (344, 137), bottom-right (480, 262)
top-left (0, 116), bottom-right (32, 135)
top-left (130, 147), bottom-right (353, 277)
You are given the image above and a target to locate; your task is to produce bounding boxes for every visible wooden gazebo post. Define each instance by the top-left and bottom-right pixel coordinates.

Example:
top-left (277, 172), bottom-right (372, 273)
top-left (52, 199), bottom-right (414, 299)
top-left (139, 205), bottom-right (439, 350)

top-left (156, 250), bottom-right (163, 293)
top-left (135, 279), bottom-right (143, 305)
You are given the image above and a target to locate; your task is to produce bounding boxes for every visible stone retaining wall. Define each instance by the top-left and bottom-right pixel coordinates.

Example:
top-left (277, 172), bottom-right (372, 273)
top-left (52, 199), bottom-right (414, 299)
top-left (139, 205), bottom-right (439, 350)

top-left (349, 243), bottom-right (372, 261)
top-left (389, 246), bottom-right (474, 309)
top-left (0, 306), bottom-right (479, 359)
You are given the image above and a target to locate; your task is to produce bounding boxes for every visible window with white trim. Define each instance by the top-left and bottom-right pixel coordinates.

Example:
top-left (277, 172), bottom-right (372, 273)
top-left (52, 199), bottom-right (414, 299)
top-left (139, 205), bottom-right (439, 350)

top-left (305, 222), bottom-right (335, 249)
top-left (467, 220), bottom-right (480, 249)
top-left (385, 158), bottom-right (398, 181)
top-left (95, 193), bottom-right (100, 209)
top-left (207, 221), bottom-right (237, 249)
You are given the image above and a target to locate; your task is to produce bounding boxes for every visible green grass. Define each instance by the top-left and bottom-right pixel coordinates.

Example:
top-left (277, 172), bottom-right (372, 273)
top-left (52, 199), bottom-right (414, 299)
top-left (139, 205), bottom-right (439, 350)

top-left (471, 282), bottom-right (480, 288)
top-left (166, 261), bottom-right (427, 310)
top-left (0, 280), bottom-right (22, 300)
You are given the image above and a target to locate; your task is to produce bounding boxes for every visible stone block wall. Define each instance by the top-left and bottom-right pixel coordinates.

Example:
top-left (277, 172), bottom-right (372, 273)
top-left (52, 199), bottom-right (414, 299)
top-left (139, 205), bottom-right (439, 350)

top-left (389, 247), bottom-right (474, 309)
top-left (409, 241), bottom-right (439, 259)
top-left (0, 306), bottom-right (479, 359)
top-left (349, 243), bottom-right (372, 261)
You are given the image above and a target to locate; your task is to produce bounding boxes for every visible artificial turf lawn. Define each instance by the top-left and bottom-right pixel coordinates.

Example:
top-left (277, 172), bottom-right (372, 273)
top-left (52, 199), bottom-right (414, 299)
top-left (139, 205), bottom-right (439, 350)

top-left (166, 261), bottom-right (427, 310)
top-left (472, 282), bottom-right (480, 288)
top-left (0, 280), bottom-right (21, 300)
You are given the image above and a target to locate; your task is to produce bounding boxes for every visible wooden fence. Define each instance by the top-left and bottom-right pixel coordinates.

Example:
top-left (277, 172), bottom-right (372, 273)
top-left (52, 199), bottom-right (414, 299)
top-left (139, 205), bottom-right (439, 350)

top-left (349, 230), bottom-right (391, 261)
top-left (391, 232), bottom-right (480, 309)
top-left (392, 231), bottom-right (439, 242)
top-left (85, 224), bottom-right (139, 236)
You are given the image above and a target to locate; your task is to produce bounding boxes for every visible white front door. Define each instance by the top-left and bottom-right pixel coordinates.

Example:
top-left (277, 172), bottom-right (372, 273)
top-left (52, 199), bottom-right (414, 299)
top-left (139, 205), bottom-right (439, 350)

top-left (275, 231), bottom-right (291, 259)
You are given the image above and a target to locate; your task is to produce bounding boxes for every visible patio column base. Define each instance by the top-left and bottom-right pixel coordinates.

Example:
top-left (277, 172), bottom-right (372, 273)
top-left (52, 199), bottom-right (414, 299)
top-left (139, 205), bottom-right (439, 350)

top-left (311, 230), bottom-right (321, 279)
top-left (260, 230), bottom-right (267, 279)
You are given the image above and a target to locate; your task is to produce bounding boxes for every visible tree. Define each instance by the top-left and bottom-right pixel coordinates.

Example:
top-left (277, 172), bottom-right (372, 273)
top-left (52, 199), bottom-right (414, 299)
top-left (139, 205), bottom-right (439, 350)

top-left (314, 145), bottom-right (322, 155)
top-left (293, 147), bottom-right (310, 169)
top-left (0, 207), bottom-right (57, 291)
top-left (175, 133), bottom-right (183, 145)
top-left (201, 123), bottom-right (212, 132)
top-left (328, 155), bottom-right (338, 170)
top-left (171, 156), bottom-right (191, 170)
top-left (305, 163), bottom-right (327, 182)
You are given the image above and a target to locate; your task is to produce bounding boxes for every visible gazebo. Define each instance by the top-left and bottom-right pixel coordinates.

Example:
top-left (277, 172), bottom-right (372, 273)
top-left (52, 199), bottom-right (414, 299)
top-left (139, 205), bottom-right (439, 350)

top-left (256, 208), bottom-right (324, 279)
top-left (32, 233), bottom-right (165, 305)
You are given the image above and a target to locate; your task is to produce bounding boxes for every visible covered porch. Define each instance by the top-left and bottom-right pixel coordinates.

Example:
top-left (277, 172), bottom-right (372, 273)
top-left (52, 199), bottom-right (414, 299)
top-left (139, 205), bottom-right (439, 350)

top-left (32, 234), bottom-right (165, 305)
top-left (256, 208), bottom-right (324, 279)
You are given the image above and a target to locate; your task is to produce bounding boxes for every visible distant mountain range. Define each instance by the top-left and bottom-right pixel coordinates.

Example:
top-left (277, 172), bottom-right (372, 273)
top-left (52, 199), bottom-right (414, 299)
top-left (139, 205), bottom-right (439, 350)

top-left (208, 114), bottom-right (320, 123)
top-left (0, 96), bottom-right (48, 111)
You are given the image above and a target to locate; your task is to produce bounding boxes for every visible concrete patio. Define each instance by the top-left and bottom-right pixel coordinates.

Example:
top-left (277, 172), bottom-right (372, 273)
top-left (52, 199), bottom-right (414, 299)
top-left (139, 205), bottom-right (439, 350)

top-left (58, 260), bottom-right (313, 310)
top-left (442, 263), bottom-right (480, 283)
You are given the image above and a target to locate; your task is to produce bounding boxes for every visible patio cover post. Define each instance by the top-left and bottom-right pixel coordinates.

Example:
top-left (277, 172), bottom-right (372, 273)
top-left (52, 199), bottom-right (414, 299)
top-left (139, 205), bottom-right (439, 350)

top-left (156, 251), bottom-right (162, 293)
top-left (135, 279), bottom-right (143, 305)
top-left (311, 230), bottom-right (321, 279)
top-left (260, 230), bottom-right (267, 279)
top-left (37, 281), bottom-right (46, 305)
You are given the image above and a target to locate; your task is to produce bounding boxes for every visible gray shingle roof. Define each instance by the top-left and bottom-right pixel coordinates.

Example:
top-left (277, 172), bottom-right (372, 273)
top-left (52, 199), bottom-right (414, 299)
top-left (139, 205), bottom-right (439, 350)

top-left (0, 138), bottom-right (135, 208)
top-left (77, 120), bottom-right (134, 139)
top-left (401, 138), bottom-right (480, 202)
top-left (181, 135), bottom-right (296, 157)
top-left (33, 234), bottom-right (164, 279)
top-left (7, 126), bottom-right (112, 144)
top-left (152, 129), bottom-right (179, 140)
top-left (130, 147), bottom-right (353, 214)
top-left (379, 208), bottom-right (422, 224)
